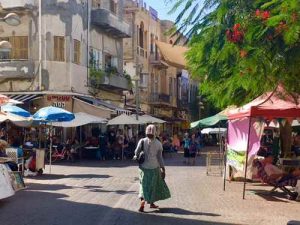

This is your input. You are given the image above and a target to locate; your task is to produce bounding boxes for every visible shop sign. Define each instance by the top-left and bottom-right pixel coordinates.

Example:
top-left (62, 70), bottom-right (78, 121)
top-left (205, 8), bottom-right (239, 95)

top-left (46, 95), bottom-right (71, 109)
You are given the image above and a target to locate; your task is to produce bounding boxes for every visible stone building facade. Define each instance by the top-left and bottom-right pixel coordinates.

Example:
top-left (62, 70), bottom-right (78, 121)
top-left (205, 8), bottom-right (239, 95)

top-left (0, 0), bottom-right (131, 117)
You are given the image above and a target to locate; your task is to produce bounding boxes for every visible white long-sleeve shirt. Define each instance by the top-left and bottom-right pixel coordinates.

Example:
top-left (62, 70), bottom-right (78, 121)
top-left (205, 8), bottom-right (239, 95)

top-left (134, 137), bottom-right (164, 169)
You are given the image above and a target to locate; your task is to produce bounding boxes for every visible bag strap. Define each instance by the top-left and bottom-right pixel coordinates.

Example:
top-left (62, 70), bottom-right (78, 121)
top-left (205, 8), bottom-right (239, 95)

top-left (141, 140), bottom-right (144, 152)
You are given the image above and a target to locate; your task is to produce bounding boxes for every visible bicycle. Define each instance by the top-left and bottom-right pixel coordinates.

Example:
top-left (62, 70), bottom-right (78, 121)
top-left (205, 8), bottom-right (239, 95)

top-left (45, 145), bottom-right (73, 163)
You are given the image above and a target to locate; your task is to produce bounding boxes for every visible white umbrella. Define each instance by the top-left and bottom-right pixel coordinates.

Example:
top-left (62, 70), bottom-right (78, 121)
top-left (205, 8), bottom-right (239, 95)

top-left (201, 128), bottom-right (227, 134)
top-left (52, 112), bottom-right (107, 127)
top-left (107, 114), bottom-right (141, 125)
top-left (131, 114), bottom-right (166, 124)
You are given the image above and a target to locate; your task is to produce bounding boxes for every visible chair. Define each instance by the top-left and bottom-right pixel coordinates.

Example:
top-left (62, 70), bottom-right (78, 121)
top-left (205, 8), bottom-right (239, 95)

top-left (5, 148), bottom-right (24, 174)
top-left (252, 159), bottom-right (298, 200)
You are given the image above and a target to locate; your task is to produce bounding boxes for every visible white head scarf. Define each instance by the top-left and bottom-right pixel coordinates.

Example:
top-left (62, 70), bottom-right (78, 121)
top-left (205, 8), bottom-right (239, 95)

top-left (145, 124), bottom-right (156, 135)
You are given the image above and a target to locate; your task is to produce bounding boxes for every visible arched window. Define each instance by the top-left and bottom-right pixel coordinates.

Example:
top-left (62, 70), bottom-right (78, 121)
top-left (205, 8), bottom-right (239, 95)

top-left (139, 22), bottom-right (144, 48)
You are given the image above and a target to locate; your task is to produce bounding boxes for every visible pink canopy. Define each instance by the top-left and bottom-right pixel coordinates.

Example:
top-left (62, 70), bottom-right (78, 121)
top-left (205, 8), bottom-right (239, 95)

top-left (228, 85), bottom-right (300, 120)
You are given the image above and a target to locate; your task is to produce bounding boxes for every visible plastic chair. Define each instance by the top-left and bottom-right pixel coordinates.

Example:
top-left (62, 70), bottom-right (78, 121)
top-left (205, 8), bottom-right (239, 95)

top-left (252, 159), bottom-right (298, 200)
top-left (5, 148), bottom-right (24, 174)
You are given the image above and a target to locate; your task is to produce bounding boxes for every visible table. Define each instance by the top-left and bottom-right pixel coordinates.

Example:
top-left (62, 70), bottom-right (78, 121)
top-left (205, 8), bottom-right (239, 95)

top-left (82, 146), bottom-right (100, 159)
top-left (279, 158), bottom-right (300, 168)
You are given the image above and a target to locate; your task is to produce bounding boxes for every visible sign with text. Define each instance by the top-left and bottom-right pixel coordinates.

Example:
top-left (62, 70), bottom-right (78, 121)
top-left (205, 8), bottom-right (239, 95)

top-left (46, 95), bottom-right (72, 109)
top-left (227, 147), bottom-right (246, 171)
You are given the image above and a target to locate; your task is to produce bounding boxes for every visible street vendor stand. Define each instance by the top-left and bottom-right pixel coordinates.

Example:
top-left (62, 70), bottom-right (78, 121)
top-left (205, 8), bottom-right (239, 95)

top-left (225, 85), bottom-right (300, 199)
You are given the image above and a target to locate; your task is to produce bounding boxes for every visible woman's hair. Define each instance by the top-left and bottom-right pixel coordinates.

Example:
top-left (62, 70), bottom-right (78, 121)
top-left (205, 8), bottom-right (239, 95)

top-left (0, 139), bottom-right (8, 150)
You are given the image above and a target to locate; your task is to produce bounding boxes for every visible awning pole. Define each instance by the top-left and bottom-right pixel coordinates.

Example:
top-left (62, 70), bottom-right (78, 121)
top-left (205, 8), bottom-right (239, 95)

top-left (243, 117), bottom-right (252, 199)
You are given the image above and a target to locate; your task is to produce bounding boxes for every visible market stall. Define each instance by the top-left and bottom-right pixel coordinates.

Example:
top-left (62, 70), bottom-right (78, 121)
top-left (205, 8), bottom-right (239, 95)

top-left (225, 85), bottom-right (300, 198)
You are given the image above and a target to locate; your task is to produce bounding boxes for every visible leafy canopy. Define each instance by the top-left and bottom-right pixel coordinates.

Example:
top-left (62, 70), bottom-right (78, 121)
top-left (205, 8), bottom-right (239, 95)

top-left (169, 0), bottom-right (300, 108)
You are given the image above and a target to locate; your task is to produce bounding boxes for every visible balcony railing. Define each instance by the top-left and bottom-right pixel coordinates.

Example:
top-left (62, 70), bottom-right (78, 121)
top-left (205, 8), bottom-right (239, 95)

top-left (91, 8), bottom-right (131, 38)
top-left (0, 60), bottom-right (34, 79)
top-left (148, 93), bottom-right (170, 104)
top-left (89, 71), bottom-right (130, 91)
top-left (137, 47), bottom-right (147, 58)
top-left (149, 53), bottom-right (168, 68)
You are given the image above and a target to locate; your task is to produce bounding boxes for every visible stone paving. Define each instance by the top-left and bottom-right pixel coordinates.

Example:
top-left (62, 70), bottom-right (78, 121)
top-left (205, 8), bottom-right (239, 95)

top-left (1, 150), bottom-right (300, 225)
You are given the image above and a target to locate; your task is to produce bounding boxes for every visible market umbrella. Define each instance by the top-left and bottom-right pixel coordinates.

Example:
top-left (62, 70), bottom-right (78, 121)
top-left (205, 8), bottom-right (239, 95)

top-left (107, 114), bottom-right (141, 125)
top-left (52, 112), bottom-right (107, 127)
top-left (33, 106), bottom-right (75, 173)
top-left (1, 104), bottom-right (31, 117)
top-left (131, 114), bottom-right (166, 124)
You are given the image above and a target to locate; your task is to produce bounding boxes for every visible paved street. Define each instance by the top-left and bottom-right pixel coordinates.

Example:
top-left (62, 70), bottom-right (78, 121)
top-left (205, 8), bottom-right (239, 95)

top-left (1, 150), bottom-right (300, 225)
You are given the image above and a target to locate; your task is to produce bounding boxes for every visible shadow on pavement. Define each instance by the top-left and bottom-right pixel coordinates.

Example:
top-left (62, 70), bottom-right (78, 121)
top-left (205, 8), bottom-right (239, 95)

top-left (248, 189), bottom-right (289, 203)
top-left (156, 207), bottom-right (221, 217)
top-left (25, 183), bottom-right (74, 191)
top-left (28, 174), bottom-right (111, 180)
top-left (0, 190), bottom-right (237, 225)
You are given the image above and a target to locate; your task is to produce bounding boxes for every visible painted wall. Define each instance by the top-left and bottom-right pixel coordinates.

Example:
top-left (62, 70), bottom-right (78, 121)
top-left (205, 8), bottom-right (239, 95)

top-left (0, 0), bottom-right (126, 95)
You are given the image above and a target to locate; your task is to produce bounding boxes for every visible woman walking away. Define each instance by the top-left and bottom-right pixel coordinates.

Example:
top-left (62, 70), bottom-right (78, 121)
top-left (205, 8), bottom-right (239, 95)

top-left (134, 124), bottom-right (171, 212)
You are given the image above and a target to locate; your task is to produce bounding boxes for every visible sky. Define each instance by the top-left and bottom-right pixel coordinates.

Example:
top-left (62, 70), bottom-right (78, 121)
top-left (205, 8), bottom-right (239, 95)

top-left (142, 0), bottom-right (182, 22)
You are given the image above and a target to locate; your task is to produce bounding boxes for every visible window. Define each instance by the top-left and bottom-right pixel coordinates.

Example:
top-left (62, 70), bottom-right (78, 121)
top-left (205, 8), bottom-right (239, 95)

top-left (73, 39), bottom-right (81, 64)
top-left (0, 36), bottom-right (28, 60)
top-left (89, 48), bottom-right (103, 69)
top-left (54, 36), bottom-right (65, 61)
top-left (92, 0), bottom-right (101, 8)
top-left (110, 0), bottom-right (117, 14)
top-left (139, 22), bottom-right (144, 48)
top-left (104, 54), bottom-right (112, 69)
top-left (150, 34), bottom-right (154, 53)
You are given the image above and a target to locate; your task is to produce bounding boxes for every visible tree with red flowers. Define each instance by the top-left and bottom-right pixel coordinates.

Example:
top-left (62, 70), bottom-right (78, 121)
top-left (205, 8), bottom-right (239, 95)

top-left (169, 0), bottom-right (300, 107)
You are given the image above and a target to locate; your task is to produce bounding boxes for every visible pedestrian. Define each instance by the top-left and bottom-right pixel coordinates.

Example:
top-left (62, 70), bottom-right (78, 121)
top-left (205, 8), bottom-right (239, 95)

top-left (189, 134), bottom-right (197, 166)
top-left (134, 124), bottom-right (171, 212)
top-left (183, 132), bottom-right (190, 164)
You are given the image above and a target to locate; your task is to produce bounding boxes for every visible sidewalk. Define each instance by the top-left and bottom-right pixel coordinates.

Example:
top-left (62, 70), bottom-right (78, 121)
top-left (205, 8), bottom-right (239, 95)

top-left (0, 150), bottom-right (299, 225)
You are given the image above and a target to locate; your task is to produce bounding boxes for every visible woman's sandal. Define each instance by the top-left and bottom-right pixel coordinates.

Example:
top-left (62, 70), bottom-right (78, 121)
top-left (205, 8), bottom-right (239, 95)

top-left (138, 205), bottom-right (144, 212)
top-left (150, 203), bottom-right (159, 209)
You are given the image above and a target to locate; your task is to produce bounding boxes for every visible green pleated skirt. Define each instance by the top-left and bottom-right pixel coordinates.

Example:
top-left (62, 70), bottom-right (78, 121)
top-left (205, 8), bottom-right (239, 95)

top-left (139, 167), bottom-right (171, 203)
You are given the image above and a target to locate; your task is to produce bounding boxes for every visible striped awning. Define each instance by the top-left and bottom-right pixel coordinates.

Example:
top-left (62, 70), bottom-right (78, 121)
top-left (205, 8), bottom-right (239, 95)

top-left (6, 94), bottom-right (43, 103)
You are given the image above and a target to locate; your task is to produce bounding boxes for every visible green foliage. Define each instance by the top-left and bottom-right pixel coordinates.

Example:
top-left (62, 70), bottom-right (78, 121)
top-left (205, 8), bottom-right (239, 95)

top-left (123, 70), bottom-right (133, 89)
top-left (170, 0), bottom-right (300, 108)
top-left (89, 67), bottom-right (105, 79)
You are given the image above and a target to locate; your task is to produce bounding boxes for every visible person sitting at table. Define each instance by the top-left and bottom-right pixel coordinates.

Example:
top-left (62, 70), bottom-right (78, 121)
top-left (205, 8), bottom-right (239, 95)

top-left (9, 136), bottom-right (23, 159)
top-left (85, 136), bottom-right (99, 147)
top-left (0, 140), bottom-right (18, 171)
top-left (262, 152), bottom-right (300, 182)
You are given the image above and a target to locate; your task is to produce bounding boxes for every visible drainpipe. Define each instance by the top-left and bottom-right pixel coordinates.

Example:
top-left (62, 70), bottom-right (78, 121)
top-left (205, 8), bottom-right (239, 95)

top-left (86, 0), bottom-right (90, 87)
top-left (38, 0), bottom-right (42, 90)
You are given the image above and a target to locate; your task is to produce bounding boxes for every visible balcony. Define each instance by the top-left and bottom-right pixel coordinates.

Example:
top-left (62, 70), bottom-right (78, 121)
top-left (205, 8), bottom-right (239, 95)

top-left (0, 60), bottom-right (34, 79)
top-left (89, 71), bottom-right (131, 92)
top-left (91, 8), bottom-right (131, 38)
top-left (0, 0), bottom-right (35, 9)
top-left (137, 46), bottom-right (147, 58)
top-left (149, 53), bottom-right (168, 68)
top-left (148, 93), bottom-right (171, 105)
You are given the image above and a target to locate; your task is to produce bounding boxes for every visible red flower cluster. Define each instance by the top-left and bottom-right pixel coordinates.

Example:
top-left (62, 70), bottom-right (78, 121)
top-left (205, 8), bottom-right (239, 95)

top-left (255, 9), bottom-right (270, 20)
top-left (226, 24), bottom-right (244, 43)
